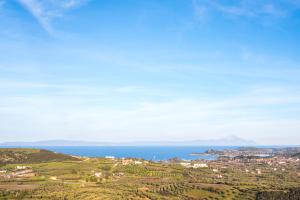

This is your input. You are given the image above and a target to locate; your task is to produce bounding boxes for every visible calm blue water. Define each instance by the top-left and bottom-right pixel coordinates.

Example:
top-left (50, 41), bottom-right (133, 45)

top-left (24, 146), bottom-right (238, 161)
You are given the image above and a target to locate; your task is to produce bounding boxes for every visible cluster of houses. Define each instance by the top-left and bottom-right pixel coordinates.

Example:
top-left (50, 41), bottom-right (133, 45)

top-left (176, 154), bottom-right (300, 178)
top-left (93, 171), bottom-right (125, 179)
top-left (179, 161), bottom-right (226, 179)
top-left (180, 161), bottom-right (208, 168)
top-left (121, 158), bottom-right (146, 165)
top-left (0, 166), bottom-right (35, 179)
top-left (104, 156), bottom-right (147, 166)
top-left (217, 155), bottom-right (300, 176)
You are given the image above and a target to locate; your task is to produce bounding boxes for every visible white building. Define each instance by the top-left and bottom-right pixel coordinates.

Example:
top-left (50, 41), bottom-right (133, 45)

top-left (212, 169), bottom-right (219, 173)
top-left (94, 172), bottom-right (102, 178)
top-left (16, 166), bottom-right (28, 170)
top-left (134, 161), bottom-right (143, 165)
top-left (50, 176), bottom-right (57, 180)
top-left (180, 162), bottom-right (192, 168)
top-left (193, 163), bottom-right (208, 168)
top-left (105, 156), bottom-right (115, 160)
top-left (256, 169), bottom-right (262, 175)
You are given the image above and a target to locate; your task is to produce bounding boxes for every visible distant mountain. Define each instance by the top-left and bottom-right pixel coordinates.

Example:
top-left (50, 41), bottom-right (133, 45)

top-left (138, 135), bottom-right (256, 146)
top-left (0, 140), bottom-right (111, 147)
top-left (179, 135), bottom-right (256, 146)
top-left (0, 136), bottom-right (255, 147)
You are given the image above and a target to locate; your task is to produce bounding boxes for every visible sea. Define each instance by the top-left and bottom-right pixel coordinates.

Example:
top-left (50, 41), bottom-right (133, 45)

top-left (23, 146), bottom-right (239, 161)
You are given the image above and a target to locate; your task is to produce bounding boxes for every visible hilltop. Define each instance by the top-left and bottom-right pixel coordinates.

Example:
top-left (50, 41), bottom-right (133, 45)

top-left (0, 148), bottom-right (80, 164)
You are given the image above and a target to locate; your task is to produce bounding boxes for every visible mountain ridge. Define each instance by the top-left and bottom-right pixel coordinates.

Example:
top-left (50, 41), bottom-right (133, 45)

top-left (0, 136), bottom-right (256, 146)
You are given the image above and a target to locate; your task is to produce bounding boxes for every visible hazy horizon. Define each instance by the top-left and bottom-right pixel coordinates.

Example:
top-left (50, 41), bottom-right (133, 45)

top-left (1, 0), bottom-right (300, 145)
top-left (0, 135), bottom-right (256, 144)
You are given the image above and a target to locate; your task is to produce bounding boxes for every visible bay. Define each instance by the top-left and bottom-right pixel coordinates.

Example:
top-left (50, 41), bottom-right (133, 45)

top-left (25, 146), bottom-right (239, 161)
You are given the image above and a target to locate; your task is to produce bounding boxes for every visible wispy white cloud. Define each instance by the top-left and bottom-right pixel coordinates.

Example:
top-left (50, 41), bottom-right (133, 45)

top-left (193, 0), bottom-right (300, 20)
top-left (17, 0), bottom-right (88, 33)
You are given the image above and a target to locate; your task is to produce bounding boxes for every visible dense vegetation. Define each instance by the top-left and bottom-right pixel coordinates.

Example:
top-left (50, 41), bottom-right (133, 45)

top-left (292, 153), bottom-right (300, 158)
top-left (256, 188), bottom-right (300, 200)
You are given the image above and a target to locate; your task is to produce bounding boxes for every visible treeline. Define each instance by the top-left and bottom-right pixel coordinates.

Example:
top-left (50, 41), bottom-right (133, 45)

top-left (256, 188), bottom-right (300, 200)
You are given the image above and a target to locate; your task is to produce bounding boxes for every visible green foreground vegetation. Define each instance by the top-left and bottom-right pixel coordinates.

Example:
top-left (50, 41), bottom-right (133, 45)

top-left (0, 148), bottom-right (299, 200)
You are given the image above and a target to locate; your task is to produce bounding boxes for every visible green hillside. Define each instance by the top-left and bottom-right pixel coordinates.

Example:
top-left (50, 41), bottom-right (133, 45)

top-left (0, 148), bottom-right (80, 164)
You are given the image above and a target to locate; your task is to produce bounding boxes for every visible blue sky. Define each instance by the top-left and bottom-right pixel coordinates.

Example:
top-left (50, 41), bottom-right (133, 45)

top-left (0, 0), bottom-right (300, 144)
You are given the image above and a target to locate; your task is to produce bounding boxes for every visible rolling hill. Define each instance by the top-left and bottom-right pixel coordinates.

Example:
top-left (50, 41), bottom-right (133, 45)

top-left (0, 148), bottom-right (80, 164)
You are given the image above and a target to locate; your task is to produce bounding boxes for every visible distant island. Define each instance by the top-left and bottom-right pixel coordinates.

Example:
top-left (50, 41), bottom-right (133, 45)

top-left (0, 135), bottom-right (256, 147)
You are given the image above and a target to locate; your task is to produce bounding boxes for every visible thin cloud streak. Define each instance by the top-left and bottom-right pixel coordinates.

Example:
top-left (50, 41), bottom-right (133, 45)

top-left (17, 0), bottom-right (88, 33)
top-left (192, 0), bottom-right (300, 20)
